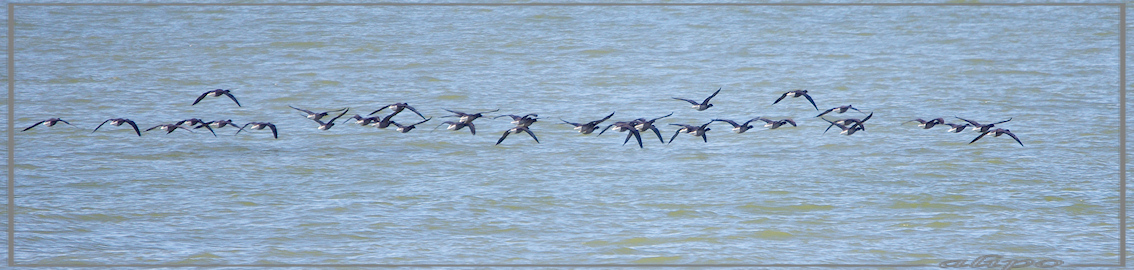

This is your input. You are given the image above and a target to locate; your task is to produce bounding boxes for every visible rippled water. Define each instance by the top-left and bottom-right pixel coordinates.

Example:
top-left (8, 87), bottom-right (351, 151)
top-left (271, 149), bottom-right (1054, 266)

top-left (5, 3), bottom-right (1124, 266)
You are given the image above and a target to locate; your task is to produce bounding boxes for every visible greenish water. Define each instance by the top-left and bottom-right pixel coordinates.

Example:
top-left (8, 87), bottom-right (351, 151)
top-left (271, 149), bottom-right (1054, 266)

top-left (5, 3), bottom-right (1124, 266)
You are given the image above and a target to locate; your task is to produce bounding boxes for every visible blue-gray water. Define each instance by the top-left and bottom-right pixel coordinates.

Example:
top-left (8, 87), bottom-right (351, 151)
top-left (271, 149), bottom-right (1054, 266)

top-left (5, 3), bottom-right (1125, 266)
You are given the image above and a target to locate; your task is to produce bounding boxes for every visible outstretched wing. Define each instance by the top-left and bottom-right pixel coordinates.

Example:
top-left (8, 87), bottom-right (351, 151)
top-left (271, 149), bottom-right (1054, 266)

top-left (969, 130), bottom-right (991, 144)
top-left (673, 97), bottom-right (700, 105)
top-left (668, 129), bottom-right (681, 144)
top-left (991, 117), bottom-right (1012, 125)
top-left (629, 130), bottom-right (643, 148)
top-left (404, 105), bottom-right (427, 120)
top-left (522, 128), bottom-right (539, 143)
top-left (496, 130), bottom-right (511, 145)
top-left (290, 105), bottom-right (315, 115)
top-left (192, 91), bottom-right (211, 105)
top-left (327, 108), bottom-right (350, 123)
top-left (22, 120), bottom-right (46, 132)
top-left (703, 87), bottom-right (721, 104)
top-left (815, 107), bottom-right (836, 118)
top-left (223, 91), bottom-right (241, 107)
top-left (772, 92), bottom-right (789, 105)
top-left (267, 123), bottom-right (278, 139)
top-left (200, 123), bottom-right (217, 137)
top-left (649, 126), bottom-right (665, 144)
top-left (594, 111), bottom-right (616, 124)
top-left (955, 117), bottom-right (981, 127)
top-left (368, 107), bottom-right (387, 116)
top-left (597, 124), bottom-right (615, 136)
top-left (1005, 131), bottom-right (1023, 147)
top-left (802, 93), bottom-right (818, 110)
top-left (125, 120), bottom-right (142, 136)
top-left (560, 118), bottom-right (581, 127)
top-left (711, 119), bottom-right (739, 128)
top-left (742, 117), bottom-right (762, 126)
top-left (412, 117), bottom-right (432, 126)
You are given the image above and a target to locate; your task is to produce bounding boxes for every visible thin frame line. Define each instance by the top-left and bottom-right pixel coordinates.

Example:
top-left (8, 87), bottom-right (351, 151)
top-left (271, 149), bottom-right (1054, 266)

top-left (5, 2), bottom-right (1126, 268)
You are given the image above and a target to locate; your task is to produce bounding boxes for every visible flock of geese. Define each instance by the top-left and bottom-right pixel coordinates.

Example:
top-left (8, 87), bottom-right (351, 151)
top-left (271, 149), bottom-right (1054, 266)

top-left (21, 88), bottom-right (1024, 147)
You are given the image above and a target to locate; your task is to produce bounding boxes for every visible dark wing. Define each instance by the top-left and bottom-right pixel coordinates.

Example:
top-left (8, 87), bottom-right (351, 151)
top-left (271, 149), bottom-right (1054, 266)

top-left (703, 87), bottom-right (721, 104)
top-left (651, 112), bottom-right (674, 121)
top-left (815, 107), bottom-right (836, 118)
top-left (495, 130), bottom-right (511, 145)
top-left (327, 108), bottom-right (350, 123)
top-left (290, 105), bottom-right (315, 115)
top-left (467, 122), bottom-right (476, 135)
top-left (757, 117), bottom-right (775, 124)
top-left (783, 119), bottom-right (797, 127)
top-left (57, 119), bottom-right (76, 127)
top-left (267, 123), bottom-right (278, 139)
top-left (92, 119), bottom-right (112, 132)
top-left (711, 119), bottom-right (740, 127)
top-left (861, 112), bottom-right (874, 123)
top-left (630, 130), bottom-right (643, 148)
top-left (145, 125), bottom-right (161, 132)
top-left (668, 129), bottom-right (681, 144)
top-left (222, 91), bottom-right (241, 107)
top-left (969, 130), bottom-right (991, 144)
top-left (821, 119), bottom-right (839, 134)
top-left (368, 107), bottom-right (387, 116)
top-left (235, 123), bottom-right (251, 135)
top-left (699, 121), bottom-right (713, 130)
top-left (390, 121), bottom-right (405, 129)
top-left (701, 133), bottom-right (708, 143)
top-left (522, 128), bottom-right (539, 143)
top-left (171, 125), bottom-right (193, 133)
top-left (192, 91), bottom-right (211, 105)
top-left (742, 117), bottom-right (762, 126)
top-left (412, 117), bottom-right (432, 126)
top-left (955, 117), bottom-right (981, 126)
top-left (22, 120), bottom-right (46, 131)
top-left (772, 92), bottom-right (789, 105)
top-left (560, 118), bottom-right (581, 127)
top-left (597, 124), bottom-right (614, 136)
top-left (649, 126), bottom-right (665, 144)
top-left (623, 129), bottom-right (643, 148)
top-left (442, 108), bottom-right (463, 116)
top-left (673, 97), bottom-right (700, 105)
top-left (404, 105), bottom-right (427, 120)
top-left (991, 117), bottom-right (1012, 125)
top-left (1005, 131), bottom-right (1023, 147)
top-left (595, 111), bottom-right (615, 124)
top-left (200, 123), bottom-right (217, 137)
top-left (126, 120), bottom-right (142, 136)
top-left (341, 115), bottom-right (360, 124)
top-left (802, 93), bottom-right (818, 110)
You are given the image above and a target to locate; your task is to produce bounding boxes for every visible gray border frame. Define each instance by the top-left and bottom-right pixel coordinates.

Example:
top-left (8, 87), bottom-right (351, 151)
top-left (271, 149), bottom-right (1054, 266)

top-left (4, 2), bottom-right (1126, 268)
